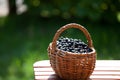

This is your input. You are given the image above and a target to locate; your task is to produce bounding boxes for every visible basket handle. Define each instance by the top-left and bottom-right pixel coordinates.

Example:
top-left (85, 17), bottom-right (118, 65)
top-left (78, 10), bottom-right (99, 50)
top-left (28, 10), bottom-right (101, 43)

top-left (52, 23), bottom-right (93, 53)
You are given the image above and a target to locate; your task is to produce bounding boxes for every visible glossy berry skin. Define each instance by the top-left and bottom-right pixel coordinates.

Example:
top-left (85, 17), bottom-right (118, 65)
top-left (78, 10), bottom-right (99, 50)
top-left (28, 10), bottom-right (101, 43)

top-left (57, 37), bottom-right (93, 53)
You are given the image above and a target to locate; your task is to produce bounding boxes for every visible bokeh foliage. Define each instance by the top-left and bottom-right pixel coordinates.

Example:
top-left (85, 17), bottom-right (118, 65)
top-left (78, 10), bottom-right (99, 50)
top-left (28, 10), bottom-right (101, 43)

top-left (0, 0), bottom-right (120, 80)
top-left (24, 0), bottom-right (120, 23)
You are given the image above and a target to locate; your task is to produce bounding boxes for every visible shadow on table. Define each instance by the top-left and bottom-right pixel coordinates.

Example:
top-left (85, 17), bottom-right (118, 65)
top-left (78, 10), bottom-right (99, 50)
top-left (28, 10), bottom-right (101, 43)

top-left (48, 74), bottom-right (62, 80)
top-left (48, 74), bottom-right (92, 80)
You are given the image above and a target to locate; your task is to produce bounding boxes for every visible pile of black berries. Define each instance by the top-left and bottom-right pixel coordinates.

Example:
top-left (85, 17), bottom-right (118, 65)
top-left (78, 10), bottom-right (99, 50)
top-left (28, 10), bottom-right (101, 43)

top-left (57, 37), bottom-right (93, 53)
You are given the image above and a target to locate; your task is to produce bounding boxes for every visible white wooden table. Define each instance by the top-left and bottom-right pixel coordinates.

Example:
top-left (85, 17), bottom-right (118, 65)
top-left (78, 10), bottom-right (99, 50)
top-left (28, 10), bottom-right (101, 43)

top-left (33, 60), bottom-right (120, 80)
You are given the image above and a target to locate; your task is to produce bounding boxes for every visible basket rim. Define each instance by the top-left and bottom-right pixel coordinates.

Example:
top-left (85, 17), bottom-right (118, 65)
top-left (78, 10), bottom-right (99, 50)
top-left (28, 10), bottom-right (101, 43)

top-left (49, 43), bottom-right (96, 56)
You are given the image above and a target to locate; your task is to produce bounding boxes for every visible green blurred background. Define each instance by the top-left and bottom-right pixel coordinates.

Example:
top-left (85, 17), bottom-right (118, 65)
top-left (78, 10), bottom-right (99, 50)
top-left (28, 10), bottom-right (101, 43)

top-left (0, 0), bottom-right (120, 80)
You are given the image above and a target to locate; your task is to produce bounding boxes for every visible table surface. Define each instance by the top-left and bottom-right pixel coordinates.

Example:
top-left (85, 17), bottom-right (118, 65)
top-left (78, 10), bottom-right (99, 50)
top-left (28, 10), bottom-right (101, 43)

top-left (33, 60), bottom-right (120, 80)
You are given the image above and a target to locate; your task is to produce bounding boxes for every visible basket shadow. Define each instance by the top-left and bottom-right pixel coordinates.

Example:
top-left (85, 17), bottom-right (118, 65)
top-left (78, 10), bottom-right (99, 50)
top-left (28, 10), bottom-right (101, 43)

top-left (48, 74), bottom-right (62, 80)
top-left (48, 74), bottom-right (92, 80)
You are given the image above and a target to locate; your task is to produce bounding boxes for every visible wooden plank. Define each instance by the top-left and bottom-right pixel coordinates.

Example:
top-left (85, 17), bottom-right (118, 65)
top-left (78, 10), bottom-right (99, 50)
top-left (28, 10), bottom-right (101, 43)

top-left (34, 68), bottom-right (53, 72)
top-left (90, 75), bottom-right (120, 79)
top-left (35, 75), bottom-right (120, 80)
top-left (92, 72), bottom-right (120, 75)
top-left (35, 75), bottom-right (57, 80)
top-left (96, 60), bottom-right (120, 67)
top-left (34, 71), bottom-right (120, 76)
top-left (33, 60), bottom-right (50, 68)
top-left (34, 67), bottom-right (120, 72)
top-left (95, 67), bottom-right (120, 70)
top-left (35, 72), bottom-right (55, 76)
top-left (33, 60), bottom-right (120, 80)
top-left (33, 60), bottom-right (120, 67)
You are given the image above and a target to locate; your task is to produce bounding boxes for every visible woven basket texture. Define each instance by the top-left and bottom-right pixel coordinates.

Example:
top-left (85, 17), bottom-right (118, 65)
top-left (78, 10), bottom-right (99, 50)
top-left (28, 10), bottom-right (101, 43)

top-left (48, 23), bottom-right (96, 80)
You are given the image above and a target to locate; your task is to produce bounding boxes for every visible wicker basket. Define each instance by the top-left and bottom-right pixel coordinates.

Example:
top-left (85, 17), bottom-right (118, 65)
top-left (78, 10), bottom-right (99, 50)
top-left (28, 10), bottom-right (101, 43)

top-left (48, 23), bottom-right (96, 80)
